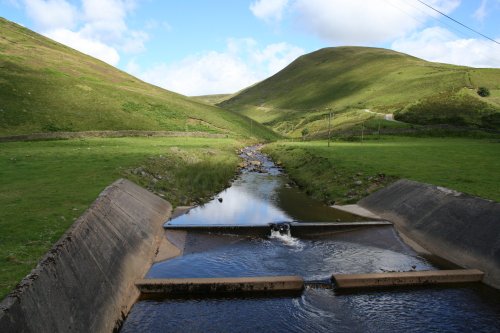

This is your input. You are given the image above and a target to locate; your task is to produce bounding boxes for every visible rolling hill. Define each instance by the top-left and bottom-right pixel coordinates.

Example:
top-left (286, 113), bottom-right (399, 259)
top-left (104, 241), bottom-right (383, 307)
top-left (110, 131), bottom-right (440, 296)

top-left (219, 47), bottom-right (500, 137)
top-left (0, 17), bottom-right (278, 140)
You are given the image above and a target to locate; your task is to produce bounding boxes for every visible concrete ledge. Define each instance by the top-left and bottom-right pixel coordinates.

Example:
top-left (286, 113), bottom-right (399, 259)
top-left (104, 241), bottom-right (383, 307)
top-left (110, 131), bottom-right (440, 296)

top-left (359, 179), bottom-right (500, 289)
top-left (164, 221), bottom-right (392, 237)
top-left (136, 276), bottom-right (304, 295)
top-left (0, 179), bottom-right (172, 333)
top-left (332, 204), bottom-right (382, 220)
top-left (333, 269), bottom-right (484, 289)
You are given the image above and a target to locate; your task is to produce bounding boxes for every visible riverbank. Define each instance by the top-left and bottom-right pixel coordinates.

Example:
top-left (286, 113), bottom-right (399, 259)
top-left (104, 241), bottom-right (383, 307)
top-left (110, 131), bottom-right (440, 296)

top-left (263, 136), bottom-right (500, 204)
top-left (0, 137), bottom-right (244, 299)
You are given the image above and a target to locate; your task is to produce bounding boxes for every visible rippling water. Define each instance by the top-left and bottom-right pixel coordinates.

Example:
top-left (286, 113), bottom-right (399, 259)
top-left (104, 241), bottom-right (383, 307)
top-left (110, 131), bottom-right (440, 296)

top-left (121, 146), bottom-right (500, 333)
top-left (147, 228), bottom-right (435, 280)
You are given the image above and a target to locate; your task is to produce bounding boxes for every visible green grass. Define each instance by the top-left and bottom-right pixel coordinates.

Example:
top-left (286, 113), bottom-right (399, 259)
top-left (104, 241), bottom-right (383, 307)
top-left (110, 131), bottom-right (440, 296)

top-left (0, 18), bottom-right (278, 141)
top-left (264, 136), bottom-right (500, 205)
top-left (191, 94), bottom-right (233, 105)
top-left (0, 137), bottom-right (244, 299)
top-left (220, 47), bottom-right (500, 136)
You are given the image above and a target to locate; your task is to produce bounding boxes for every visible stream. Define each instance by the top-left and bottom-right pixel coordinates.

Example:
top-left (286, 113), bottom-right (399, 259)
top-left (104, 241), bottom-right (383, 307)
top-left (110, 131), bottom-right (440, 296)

top-left (120, 145), bottom-right (500, 333)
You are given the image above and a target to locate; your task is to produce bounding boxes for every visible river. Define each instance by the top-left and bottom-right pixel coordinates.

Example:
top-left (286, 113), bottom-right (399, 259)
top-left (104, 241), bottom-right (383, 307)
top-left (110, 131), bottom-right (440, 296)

top-left (120, 145), bottom-right (500, 333)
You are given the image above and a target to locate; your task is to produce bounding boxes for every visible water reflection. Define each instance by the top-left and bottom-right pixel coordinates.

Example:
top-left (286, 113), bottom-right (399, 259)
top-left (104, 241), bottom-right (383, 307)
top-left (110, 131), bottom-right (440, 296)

top-left (167, 146), bottom-right (362, 226)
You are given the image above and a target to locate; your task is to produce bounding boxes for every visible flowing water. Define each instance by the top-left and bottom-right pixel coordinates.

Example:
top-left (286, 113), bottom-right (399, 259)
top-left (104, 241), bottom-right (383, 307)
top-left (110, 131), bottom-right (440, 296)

top-left (121, 145), bottom-right (500, 333)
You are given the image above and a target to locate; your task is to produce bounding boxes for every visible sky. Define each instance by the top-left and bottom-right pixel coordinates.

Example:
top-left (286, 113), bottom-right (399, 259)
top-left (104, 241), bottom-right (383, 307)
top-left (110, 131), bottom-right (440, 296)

top-left (1, 0), bottom-right (499, 96)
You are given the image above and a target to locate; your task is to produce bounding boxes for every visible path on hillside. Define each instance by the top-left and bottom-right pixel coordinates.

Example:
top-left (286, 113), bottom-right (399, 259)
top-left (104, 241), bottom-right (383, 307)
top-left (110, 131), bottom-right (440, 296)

top-left (364, 109), bottom-right (397, 121)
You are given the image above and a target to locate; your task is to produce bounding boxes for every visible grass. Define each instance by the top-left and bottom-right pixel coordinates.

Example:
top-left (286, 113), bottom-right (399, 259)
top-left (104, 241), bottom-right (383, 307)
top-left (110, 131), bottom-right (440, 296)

top-left (220, 47), bottom-right (500, 136)
top-left (0, 137), bottom-right (244, 299)
top-left (191, 94), bottom-right (233, 105)
top-left (264, 136), bottom-right (500, 205)
top-left (0, 18), bottom-right (278, 141)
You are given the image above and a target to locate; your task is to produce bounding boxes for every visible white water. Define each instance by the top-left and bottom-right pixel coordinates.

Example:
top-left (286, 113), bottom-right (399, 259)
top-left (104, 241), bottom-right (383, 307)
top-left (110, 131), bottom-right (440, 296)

top-left (269, 229), bottom-right (304, 251)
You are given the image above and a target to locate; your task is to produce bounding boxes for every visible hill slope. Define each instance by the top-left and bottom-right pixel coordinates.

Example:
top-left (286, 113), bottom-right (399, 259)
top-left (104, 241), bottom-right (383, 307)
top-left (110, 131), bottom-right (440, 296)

top-left (0, 18), bottom-right (278, 140)
top-left (219, 47), bottom-right (500, 137)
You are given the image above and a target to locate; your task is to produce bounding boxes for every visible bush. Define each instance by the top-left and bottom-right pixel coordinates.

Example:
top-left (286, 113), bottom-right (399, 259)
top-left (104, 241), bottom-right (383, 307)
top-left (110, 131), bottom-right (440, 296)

top-left (477, 87), bottom-right (490, 97)
top-left (301, 127), bottom-right (309, 138)
top-left (395, 92), bottom-right (500, 130)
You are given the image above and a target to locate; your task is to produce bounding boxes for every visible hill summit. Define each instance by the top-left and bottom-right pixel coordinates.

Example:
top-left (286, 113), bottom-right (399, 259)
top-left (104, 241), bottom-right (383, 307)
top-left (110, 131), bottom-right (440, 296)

top-left (0, 17), bottom-right (277, 140)
top-left (220, 47), bottom-right (500, 136)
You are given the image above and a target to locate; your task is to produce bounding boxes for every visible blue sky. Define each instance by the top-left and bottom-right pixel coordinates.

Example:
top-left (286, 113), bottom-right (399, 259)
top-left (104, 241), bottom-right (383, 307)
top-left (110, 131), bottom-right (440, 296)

top-left (1, 0), bottom-right (499, 95)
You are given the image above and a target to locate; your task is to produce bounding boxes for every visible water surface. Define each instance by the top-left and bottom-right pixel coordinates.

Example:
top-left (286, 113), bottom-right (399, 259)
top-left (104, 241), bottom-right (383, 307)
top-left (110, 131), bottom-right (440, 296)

top-left (121, 146), bottom-right (500, 333)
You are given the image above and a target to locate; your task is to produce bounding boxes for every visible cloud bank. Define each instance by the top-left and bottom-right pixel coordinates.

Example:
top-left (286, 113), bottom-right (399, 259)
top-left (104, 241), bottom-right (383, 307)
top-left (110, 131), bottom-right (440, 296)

top-left (128, 39), bottom-right (304, 96)
top-left (250, 0), bottom-right (500, 68)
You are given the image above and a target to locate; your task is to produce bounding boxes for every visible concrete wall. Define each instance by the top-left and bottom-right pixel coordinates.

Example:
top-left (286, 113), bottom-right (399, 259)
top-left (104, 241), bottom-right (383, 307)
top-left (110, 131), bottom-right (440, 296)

top-left (0, 179), bottom-right (172, 332)
top-left (359, 179), bottom-right (500, 289)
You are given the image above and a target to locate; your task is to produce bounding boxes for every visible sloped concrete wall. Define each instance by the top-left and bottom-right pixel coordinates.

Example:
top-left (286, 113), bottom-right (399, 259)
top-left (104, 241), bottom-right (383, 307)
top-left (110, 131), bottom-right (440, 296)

top-left (359, 179), bottom-right (500, 289)
top-left (0, 179), bottom-right (172, 332)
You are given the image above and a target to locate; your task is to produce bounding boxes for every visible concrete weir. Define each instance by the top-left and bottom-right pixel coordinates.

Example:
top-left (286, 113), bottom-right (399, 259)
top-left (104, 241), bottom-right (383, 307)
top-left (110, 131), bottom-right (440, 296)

top-left (136, 276), bottom-right (305, 296)
top-left (359, 179), bottom-right (500, 289)
top-left (0, 179), bottom-right (173, 333)
top-left (333, 269), bottom-right (484, 289)
top-left (164, 221), bottom-right (392, 237)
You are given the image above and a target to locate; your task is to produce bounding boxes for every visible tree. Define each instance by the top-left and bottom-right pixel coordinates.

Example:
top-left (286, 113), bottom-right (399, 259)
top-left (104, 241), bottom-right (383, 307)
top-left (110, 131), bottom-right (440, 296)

top-left (477, 87), bottom-right (490, 97)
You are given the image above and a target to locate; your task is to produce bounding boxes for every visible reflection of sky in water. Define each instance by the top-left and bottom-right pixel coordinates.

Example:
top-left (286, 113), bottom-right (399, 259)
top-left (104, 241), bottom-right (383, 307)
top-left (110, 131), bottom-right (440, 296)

top-left (168, 172), bottom-right (292, 225)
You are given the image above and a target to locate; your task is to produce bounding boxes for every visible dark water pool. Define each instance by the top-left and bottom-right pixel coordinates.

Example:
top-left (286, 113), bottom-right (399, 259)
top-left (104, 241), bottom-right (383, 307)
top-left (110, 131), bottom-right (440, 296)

top-left (121, 146), bottom-right (500, 332)
top-left (122, 286), bottom-right (500, 333)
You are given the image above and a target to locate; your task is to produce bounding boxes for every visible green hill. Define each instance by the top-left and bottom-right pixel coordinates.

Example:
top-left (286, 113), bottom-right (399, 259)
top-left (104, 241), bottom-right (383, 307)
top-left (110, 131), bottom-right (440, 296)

top-left (0, 17), bottom-right (278, 140)
top-left (191, 94), bottom-right (233, 105)
top-left (219, 47), bottom-right (500, 137)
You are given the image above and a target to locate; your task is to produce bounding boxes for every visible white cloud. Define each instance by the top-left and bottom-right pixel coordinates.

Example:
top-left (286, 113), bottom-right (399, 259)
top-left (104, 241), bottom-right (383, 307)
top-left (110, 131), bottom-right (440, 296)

top-left (250, 0), bottom-right (460, 44)
top-left (21, 0), bottom-right (147, 65)
top-left (250, 0), bottom-right (289, 22)
top-left (392, 26), bottom-right (500, 68)
top-left (289, 0), bottom-right (460, 44)
top-left (128, 39), bottom-right (305, 96)
top-left (473, 0), bottom-right (488, 22)
top-left (24, 0), bottom-right (77, 30)
top-left (45, 28), bottom-right (120, 65)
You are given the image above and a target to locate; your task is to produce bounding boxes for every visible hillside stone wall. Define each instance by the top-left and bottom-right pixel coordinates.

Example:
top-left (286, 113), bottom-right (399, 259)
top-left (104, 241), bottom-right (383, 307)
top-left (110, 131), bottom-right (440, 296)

top-left (0, 130), bottom-right (226, 142)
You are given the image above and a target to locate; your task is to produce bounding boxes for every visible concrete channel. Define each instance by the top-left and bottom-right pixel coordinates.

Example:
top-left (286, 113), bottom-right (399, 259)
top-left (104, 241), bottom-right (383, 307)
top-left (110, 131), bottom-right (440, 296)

top-left (2, 174), bottom-right (496, 331)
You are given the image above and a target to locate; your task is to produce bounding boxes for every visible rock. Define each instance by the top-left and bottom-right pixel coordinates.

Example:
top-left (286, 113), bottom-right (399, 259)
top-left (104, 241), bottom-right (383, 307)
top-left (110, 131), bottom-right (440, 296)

top-left (218, 197), bottom-right (223, 203)
top-left (354, 180), bottom-right (363, 186)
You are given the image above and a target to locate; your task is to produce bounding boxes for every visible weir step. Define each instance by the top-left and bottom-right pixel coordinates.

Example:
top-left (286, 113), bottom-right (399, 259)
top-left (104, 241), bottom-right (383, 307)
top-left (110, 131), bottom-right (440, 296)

top-left (332, 269), bottom-right (484, 289)
top-left (163, 221), bottom-right (392, 236)
top-left (136, 276), bottom-right (304, 295)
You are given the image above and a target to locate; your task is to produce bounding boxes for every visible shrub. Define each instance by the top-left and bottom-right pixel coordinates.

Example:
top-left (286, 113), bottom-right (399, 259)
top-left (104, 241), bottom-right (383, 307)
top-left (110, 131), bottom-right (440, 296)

top-left (477, 87), bottom-right (490, 97)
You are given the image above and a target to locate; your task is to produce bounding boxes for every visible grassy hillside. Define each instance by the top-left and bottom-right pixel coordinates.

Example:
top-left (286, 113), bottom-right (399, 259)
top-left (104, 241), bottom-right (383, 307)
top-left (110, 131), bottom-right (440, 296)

top-left (220, 47), bottom-right (500, 137)
top-left (191, 94), bottom-right (233, 105)
top-left (0, 18), bottom-right (278, 140)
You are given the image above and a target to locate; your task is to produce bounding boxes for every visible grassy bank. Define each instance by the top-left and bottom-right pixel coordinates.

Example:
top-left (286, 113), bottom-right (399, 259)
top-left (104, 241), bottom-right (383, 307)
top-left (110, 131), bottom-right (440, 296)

top-left (264, 136), bottom-right (500, 205)
top-left (0, 137), bottom-right (243, 298)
